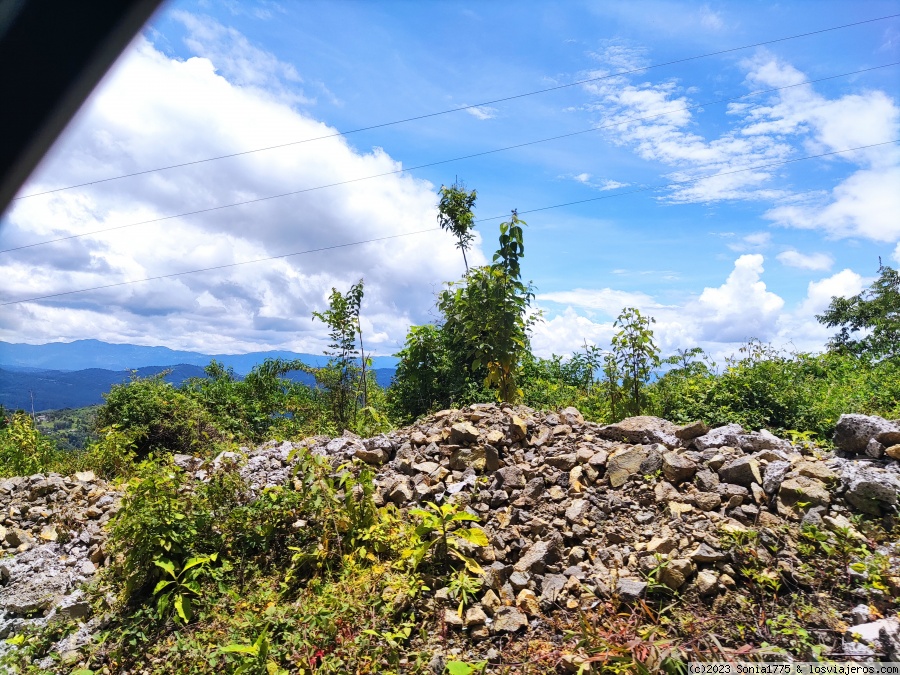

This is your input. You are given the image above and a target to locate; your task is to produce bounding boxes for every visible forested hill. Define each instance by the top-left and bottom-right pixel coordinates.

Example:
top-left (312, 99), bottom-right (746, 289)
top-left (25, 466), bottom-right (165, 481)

top-left (0, 365), bottom-right (207, 412)
top-left (0, 364), bottom-right (396, 412)
top-left (0, 339), bottom-right (398, 374)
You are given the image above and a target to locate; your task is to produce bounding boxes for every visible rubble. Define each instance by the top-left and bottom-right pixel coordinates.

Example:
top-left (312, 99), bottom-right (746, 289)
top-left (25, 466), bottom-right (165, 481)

top-left (0, 472), bottom-right (120, 660)
top-left (3, 407), bottom-right (900, 664)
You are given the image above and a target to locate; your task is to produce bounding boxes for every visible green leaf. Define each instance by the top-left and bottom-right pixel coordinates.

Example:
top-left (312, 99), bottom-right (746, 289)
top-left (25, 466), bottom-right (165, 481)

top-left (182, 555), bottom-right (212, 572)
top-left (445, 662), bottom-right (478, 675)
top-left (153, 580), bottom-right (173, 595)
top-left (453, 527), bottom-right (489, 547)
top-left (153, 558), bottom-right (176, 577)
top-left (449, 512), bottom-right (480, 523)
top-left (174, 594), bottom-right (192, 623)
top-left (221, 644), bottom-right (260, 656)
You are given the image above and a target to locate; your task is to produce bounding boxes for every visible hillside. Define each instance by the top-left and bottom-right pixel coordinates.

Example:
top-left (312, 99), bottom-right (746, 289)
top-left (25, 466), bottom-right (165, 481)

top-left (0, 364), bottom-right (396, 413)
top-left (1, 408), bottom-right (898, 673)
top-left (0, 340), bottom-right (399, 375)
top-left (0, 365), bottom-right (207, 412)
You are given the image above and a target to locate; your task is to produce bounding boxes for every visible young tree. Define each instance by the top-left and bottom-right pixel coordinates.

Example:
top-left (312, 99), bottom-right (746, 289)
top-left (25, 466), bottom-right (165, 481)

top-left (817, 261), bottom-right (900, 359)
top-left (439, 210), bottom-right (537, 402)
top-left (312, 279), bottom-right (366, 431)
top-left (611, 307), bottom-right (660, 416)
top-left (437, 179), bottom-right (477, 272)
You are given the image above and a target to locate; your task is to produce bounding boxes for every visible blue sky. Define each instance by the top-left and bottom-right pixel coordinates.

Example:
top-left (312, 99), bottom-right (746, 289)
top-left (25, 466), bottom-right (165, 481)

top-left (1, 0), bottom-right (899, 362)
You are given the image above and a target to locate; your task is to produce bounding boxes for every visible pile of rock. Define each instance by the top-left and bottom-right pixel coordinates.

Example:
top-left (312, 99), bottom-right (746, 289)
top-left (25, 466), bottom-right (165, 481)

top-left (0, 472), bottom-right (120, 655)
top-left (304, 407), bottom-right (900, 656)
top-left (3, 408), bottom-right (900, 663)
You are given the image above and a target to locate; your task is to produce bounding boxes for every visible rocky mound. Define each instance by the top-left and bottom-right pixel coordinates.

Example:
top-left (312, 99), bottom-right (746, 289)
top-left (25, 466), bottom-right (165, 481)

top-left (3, 407), bottom-right (900, 666)
top-left (0, 472), bottom-right (119, 660)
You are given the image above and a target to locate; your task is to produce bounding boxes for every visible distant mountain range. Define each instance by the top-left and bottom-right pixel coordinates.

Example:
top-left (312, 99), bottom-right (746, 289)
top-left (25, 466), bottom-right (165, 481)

top-left (0, 339), bottom-right (398, 373)
top-left (0, 340), bottom-right (397, 412)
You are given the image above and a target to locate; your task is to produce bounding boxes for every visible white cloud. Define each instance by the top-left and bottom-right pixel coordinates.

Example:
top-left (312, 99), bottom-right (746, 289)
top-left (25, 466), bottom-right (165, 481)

top-left (727, 231), bottom-right (771, 252)
top-left (1, 19), bottom-right (487, 355)
top-left (797, 269), bottom-right (865, 316)
top-left (696, 254), bottom-right (784, 342)
top-left (566, 173), bottom-right (629, 191)
top-left (533, 255), bottom-right (788, 359)
top-left (537, 288), bottom-right (663, 317)
top-left (582, 49), bottom-right (900, 221)
top-left (698, 6), bottom-right (724, 31)
top-left (173, 12), bottom-right (308, 104)
top-left (765, 167), bottom-right (900, 242)
top-left (776, 250), bottom-right (833, 271)
top-left (463, 105), bottom-right (498, 120)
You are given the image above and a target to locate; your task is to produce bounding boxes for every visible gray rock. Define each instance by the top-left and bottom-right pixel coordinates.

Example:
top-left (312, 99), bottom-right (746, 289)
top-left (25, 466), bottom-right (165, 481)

top-left (597, 416), bottom-right (680, 448)
top-left (675, 421), bottom-right (709, 441)
top-left (737, 430), bottom-right (794, 454)
top-left (495, 465), bottom-right (526, 490)
top-left (691, 423), bottom-right (744, 451)
top-left (688, 543), bottom-right (727, 563)
top-left (565, 498), bottom-right (590, 523)
top-left (694, 469), bottom-right (720, 492)
top-left (662, 452), bottom-right (698, 483)
top-left (560, 407), bottom-right (584, 426)
top-left (846, 618), bottom-right (900, 655)
top-left (842, 464), bottom-right (900, 515)
top-left (717, 457), bottom-right (762, 487)
top-left (491, 606), bottom-right (529, 633)
top-left (833, 414), bottom-right (900, 454)
top-left (615, 578), bottom-right (648, 600)
top-left (865, 438), bottom-right (886, 459)
top-left (696, 570), bottom-right (718, 596)
top-left (763, 460), bottom-right (791, 494)
top-left (514, 539), bottom-right (559, 574)
top-left (539, 574), bottom-right (567, 608)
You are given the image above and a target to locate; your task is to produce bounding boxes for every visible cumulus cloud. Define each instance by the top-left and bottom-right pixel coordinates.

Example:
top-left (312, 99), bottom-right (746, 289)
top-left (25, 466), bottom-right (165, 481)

top-left (776, 250), bottom-right (833, 271)
top-left (174, 12), bottom-right (308, 104)
top-left (694, 254), bottom-right (784, 342)
top-left (0, 17), bottom-right (486, 354)
top-left (529, 255), bottom-right (829, 360)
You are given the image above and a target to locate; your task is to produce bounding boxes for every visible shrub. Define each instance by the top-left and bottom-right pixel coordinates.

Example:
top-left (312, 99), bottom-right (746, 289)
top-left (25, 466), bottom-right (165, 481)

top-left (0, 412), bottom-right (65, 477)
top-left (96, 373), bottom-right (223, 457)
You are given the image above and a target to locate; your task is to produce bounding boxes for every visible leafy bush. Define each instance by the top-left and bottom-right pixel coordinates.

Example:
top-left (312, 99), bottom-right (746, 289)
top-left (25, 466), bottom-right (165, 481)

top-left (0, 412), bottom-right (69, 477)
top-left (97, 373), bottom-right (222, 457)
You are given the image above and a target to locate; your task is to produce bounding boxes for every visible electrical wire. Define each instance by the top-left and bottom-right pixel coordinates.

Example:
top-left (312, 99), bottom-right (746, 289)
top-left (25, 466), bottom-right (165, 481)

top-left (11, 12), bottom-right (899, 201)
top-left (4, 139), bottom-right (897, 307)
top-left (3, 62), bottom-right (897, 255)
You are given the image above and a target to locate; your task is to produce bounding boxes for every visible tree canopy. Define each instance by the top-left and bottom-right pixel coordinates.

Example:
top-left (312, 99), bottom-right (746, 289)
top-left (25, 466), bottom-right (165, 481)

top-left (817, 262), bottom-right (900, 359)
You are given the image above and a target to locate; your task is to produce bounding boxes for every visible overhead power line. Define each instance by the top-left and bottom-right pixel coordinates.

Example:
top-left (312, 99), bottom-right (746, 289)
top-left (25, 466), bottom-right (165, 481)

top-left (3, 62), bottom-right (897, 256)
top-left (1, 229), bottom-right (439, 306)
top-left (4, 139), bottom-right (897, 307)
top-left (11, 12), bottom-right (899, 201)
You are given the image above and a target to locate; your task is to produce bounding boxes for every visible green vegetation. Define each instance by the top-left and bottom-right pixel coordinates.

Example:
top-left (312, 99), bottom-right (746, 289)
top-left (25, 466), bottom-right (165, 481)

top-left (437, 178), bottom-right (478, 272)
top-left (817, 261), bottom-right (899, 358)
top-left (35, 406), bottom-right (98, 451)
